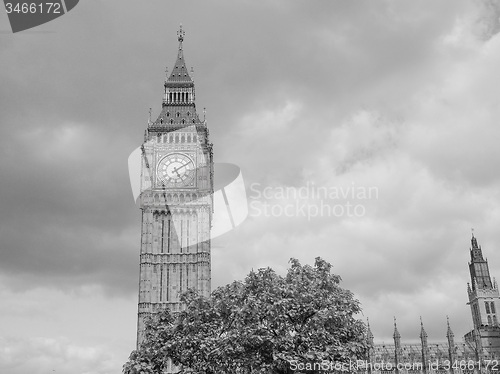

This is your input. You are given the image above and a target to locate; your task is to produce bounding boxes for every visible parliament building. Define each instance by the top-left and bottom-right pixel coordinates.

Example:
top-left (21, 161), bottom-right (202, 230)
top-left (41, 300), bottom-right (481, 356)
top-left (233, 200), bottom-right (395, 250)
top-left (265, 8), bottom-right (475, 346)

top-left (367, 234), bottom-right (500, 373)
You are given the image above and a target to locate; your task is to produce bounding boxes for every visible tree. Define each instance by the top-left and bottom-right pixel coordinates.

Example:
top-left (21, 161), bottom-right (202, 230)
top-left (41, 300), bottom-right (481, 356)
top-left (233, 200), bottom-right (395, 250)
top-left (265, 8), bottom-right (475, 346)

top-left (123, 257), bottom-right (368, 374)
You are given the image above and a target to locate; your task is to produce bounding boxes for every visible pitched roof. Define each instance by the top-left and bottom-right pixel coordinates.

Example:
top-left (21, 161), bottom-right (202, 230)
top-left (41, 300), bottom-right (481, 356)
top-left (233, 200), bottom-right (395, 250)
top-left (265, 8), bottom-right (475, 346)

top-left (166, 25), bottom-right (193, 85)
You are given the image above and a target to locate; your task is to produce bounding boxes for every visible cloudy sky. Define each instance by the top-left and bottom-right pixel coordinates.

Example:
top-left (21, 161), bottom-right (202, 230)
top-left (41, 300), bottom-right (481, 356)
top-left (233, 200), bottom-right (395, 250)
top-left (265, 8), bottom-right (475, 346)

top-left (2, 0), bottom-right (500, 373)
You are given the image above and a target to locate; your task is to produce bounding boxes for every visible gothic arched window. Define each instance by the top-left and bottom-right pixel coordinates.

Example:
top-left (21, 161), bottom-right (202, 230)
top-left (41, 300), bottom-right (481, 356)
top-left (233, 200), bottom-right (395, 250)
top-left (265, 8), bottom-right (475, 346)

top-left (491, 302), bottom-right (496, 314)
top-left (486, 302), bottom-right (491, 314)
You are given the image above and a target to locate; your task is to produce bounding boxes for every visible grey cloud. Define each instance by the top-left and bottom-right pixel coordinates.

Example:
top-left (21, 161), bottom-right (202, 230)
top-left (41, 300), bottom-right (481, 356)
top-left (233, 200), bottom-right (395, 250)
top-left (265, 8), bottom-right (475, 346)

top-left (0, 2), bottom-right (499, 359)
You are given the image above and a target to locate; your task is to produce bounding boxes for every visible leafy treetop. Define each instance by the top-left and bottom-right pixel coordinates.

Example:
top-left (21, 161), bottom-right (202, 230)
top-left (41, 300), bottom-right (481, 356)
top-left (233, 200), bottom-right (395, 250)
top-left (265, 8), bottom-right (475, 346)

top-left (123, 257), bottom-right (368, 374)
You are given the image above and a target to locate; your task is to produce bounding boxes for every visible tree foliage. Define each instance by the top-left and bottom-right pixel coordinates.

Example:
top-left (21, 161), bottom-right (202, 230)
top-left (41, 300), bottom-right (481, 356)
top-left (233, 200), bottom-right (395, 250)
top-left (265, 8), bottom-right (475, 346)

top-left (123, 257), bottom-right (368, 374)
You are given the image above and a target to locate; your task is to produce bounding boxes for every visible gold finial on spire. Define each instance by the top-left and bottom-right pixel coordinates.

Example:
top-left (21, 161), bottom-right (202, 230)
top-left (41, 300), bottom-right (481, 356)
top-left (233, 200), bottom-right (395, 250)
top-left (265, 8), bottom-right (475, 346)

top-left (472, 227), bottom-right (475, 238)
top-left (177, 24), bottom-right (185, 43)
top-left (148, 108), bottom-right (152, 125)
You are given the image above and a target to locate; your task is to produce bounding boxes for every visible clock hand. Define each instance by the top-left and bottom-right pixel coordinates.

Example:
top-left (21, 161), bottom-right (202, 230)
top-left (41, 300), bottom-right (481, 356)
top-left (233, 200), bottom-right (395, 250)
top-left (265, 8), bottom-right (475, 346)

top-left (175, 161), bottom-right (193, 172)
top-left (171, 161), bottom-right (193, 179)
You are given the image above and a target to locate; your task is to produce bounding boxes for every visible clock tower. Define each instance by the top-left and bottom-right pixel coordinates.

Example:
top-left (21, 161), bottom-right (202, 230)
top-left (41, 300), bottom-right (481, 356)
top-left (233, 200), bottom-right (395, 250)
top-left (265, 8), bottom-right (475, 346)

top-left (136, 26), bottom-right (213, 345)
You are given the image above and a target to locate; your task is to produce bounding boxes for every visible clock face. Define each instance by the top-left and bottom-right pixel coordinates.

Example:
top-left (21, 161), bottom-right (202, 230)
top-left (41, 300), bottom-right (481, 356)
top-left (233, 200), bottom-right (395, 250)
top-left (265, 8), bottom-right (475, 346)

top-left (157, 153), bottom-right (195, 187)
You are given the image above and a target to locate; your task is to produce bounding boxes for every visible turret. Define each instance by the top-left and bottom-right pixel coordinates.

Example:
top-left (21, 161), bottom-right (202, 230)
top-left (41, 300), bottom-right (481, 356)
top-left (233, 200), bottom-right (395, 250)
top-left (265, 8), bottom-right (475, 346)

top-left (393, 317), bottom-right (402, 373)
top-left (446, 316), bottom-right (456, 364)
top-left (420, 317), bottom-right (429, 373)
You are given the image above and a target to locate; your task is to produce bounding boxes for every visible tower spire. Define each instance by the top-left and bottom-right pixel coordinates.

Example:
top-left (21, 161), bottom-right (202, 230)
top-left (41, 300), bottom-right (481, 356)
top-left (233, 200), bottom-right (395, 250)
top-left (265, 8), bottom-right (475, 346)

top-left (446, 316), bottom-right (456, 365)
top-left (419, 316), bottom-right (427, 338)
top-left (446, 316), bottom-right (454, 340)
top-left (159, 26), bottom-right (196, 111)
top-left (469, 232), bottom-right (493, 290)
top-left (471, 229), bottom-right (478, 249)
top-left (178, 23), bottom-right (185, 43)
top-left (393, 317), bottom-right (401, 340)
top-left (177, 24), bottom-right (185, 58)
top-left (165, 24), bottom-right (193, 84)
top-left (420, 317), bottom-right (429, 373)
top-left (393, 317), bottom-right (402, 372)
top-left (366, 317), bottom-right (374, 346)
top-left (366, 318), bottom-right (375, 374)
